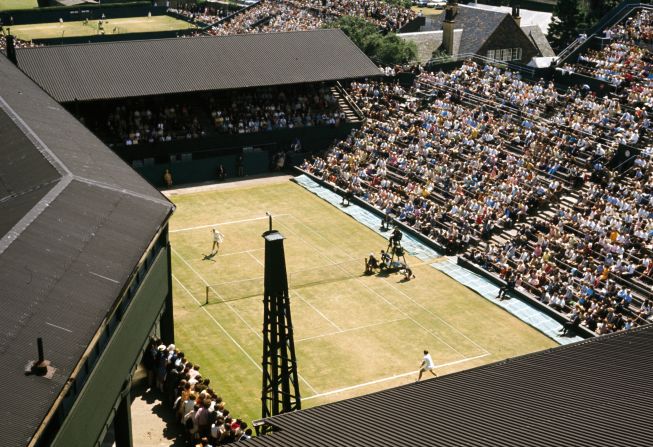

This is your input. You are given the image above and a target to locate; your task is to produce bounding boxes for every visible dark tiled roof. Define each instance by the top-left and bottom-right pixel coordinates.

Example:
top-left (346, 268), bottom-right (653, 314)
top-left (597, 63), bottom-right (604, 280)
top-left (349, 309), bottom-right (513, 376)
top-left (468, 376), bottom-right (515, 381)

top-left (399, 31), bottom-right (443, 64)
top-left (242, 325), bottom-right (653, 447)
top-left (0, 54), bottom-right (173, 446)
top-left (15, 29), bottom-right (383, 102)
top-left (522, 25), bottom-right (556, 57)
top-left (419, 5), bottom-right (507, 55)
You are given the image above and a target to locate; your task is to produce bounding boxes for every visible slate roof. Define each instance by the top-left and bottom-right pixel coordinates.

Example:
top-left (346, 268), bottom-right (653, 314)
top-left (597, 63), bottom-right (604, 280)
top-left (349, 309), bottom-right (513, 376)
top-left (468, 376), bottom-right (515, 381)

top-left (0, 54), bottom-right (173, 446)
top-left (15, 29), bottom-right (383, 103)
top-left (417, 5), bottom-right (508, 55)
top-left (240, 325), bottom-right (653, 447)
top-left (398, 31), bottom-right (444, 64)
top-left (522, 25), bottom-right (556, 57)
top-left (469, 3), bottom-right (553, 34)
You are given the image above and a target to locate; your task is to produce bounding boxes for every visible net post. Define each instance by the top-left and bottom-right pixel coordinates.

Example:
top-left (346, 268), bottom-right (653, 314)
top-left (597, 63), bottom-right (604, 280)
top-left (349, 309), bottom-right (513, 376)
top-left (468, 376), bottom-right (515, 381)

top-left (205, 286), bottom-right (209, 305)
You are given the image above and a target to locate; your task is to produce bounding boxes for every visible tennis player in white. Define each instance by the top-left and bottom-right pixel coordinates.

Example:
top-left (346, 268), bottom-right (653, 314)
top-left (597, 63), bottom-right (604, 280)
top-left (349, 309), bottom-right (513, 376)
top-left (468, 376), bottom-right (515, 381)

top-left (417, 350), bottom-right (438, 381)
top-left (211, 228), bottom-right (224, 255)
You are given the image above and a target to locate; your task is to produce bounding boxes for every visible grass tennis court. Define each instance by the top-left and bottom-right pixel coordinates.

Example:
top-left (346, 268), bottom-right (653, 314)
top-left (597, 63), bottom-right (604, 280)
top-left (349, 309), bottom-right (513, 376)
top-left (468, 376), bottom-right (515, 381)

top-left (6, 15), bottom-right (195, 40)
top-left (0, 0), bottom-right (36, 11)
top-left (168, 177), bottom-right (556, 423)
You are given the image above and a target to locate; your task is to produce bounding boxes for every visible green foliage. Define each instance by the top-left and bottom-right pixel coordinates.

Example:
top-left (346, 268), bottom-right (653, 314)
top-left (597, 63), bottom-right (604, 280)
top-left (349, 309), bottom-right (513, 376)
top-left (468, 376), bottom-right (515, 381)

top-left (582, 0), bottom-right (620, 25)
top-left (328, 15), bottom-right (416, 65)
top-left (547, 0), bottom-right (583, 50)
top-left (375, 32), bottom-right (417, 65)
top-left (548, 0), bottom-right (624, 50)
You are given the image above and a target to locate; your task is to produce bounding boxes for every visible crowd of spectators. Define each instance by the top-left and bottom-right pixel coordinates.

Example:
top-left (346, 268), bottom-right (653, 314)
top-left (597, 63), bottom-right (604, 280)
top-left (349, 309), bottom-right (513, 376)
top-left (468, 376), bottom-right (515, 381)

top-left (288, 0), bottom-right (416, 31)
top-left (208, 85), bottom-right (345, 134)
top-left (104, 102), bottom-right (204, 146)
top-left (205, 0), bottom-right (415, 36)
top-left (168, 4), bottom-right (226, 25)
top-left (563, 9), bottom-right (653, 92)
top-left (88, 85), bottom-right (347, 145)
top-left (0, 34), bottom-right (40, 53)
top-left (301, 33), bottom-right (653, 336)
top-left (206, 1), bottom-right (325, 36)
top-left (143, 338), bottom-right (252, 445)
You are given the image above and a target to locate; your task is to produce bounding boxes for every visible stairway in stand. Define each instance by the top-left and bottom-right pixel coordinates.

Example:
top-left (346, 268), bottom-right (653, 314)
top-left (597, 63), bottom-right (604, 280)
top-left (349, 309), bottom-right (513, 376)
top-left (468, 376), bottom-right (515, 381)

top-left (330, 86), bottom-right (363, 124)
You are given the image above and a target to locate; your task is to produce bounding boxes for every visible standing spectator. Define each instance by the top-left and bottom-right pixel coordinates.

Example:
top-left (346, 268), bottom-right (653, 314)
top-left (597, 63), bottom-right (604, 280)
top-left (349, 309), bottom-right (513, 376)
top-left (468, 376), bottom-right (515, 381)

top-left (163, 168), bottom-right (173, 187)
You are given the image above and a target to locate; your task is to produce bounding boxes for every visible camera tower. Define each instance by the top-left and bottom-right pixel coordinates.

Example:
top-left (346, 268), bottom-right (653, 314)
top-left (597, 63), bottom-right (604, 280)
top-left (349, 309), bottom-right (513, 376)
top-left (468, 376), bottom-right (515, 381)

top-left (260, 216), bottom-right (301, 434)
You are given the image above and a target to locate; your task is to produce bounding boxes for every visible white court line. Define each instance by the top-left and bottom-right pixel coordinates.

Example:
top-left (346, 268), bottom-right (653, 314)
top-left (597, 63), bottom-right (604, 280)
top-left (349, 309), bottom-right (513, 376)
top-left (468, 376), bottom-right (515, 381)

top-left (296, 317), bottom-right (408, 342)
top-left (287, 213), bottom-right (488, 356)
top-left (172, 247), bottom-right (319, 395)
top-left (215, 248), bottom-right (263, 258)
top-left (172, 247), bottom-right (262, 339)
top-left (173, 275), bottom-right (262, 372)
top-left (171, 214), bottom-right (289, 233)
top-left (292, 290), bottom-right (343, 332)
top-left (275, 219), bottom-right (467, 359)
top-left (379, 274), bottom-right (491, 356)
top-left (302, 352), bottom-right (490, 401)
top-left (247, 251), bottom-right (264, 267)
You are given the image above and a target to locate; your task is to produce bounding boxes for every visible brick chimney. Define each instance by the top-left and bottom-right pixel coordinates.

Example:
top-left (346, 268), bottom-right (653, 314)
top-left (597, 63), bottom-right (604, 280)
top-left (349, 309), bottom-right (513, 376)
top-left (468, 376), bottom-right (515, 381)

top-left (442, 0), bottom-right (458, 55)
top-left (5, 34), bottom-right (17, 65)
top-left (512, 1), bottom-right (521, 27)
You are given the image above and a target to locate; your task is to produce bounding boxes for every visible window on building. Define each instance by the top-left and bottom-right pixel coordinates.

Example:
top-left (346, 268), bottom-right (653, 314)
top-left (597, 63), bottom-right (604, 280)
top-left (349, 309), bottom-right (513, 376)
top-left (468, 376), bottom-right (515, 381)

top-left (486, 48), bottom-right (522, 61)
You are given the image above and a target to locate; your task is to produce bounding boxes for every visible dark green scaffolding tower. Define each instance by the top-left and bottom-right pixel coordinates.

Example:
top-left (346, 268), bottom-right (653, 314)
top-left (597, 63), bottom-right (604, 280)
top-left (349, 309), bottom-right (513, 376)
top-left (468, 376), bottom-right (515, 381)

top-left (260, 225), bottom-right (301, 434)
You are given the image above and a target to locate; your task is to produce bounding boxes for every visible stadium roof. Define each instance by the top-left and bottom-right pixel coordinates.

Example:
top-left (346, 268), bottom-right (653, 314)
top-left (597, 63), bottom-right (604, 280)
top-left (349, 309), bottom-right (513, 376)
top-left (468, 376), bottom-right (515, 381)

top-left (0, 54), bottom-right (173, 446)
top-left (15, 29), bottom-right (384, 102)
top-left (243, 325), bottom-right (653, 447)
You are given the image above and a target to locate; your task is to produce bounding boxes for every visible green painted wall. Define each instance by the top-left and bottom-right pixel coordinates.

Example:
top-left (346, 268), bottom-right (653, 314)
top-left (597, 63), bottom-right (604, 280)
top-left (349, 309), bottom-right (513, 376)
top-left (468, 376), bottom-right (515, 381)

top-left (52, 247), bottom-right (170, 446)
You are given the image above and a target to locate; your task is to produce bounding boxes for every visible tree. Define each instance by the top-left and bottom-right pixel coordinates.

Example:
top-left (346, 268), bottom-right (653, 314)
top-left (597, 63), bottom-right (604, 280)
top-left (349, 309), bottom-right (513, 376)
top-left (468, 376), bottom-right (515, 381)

top-left (328, 16), bottom-right (416, 66)
top-left (549, 0), bottom-right (623, 51)
top-left (376, 33), bottom-right (417, 65)
top-left (582, 0), bottom-right (620, 26)
top-left (547, 0), bottom-right (583, 51)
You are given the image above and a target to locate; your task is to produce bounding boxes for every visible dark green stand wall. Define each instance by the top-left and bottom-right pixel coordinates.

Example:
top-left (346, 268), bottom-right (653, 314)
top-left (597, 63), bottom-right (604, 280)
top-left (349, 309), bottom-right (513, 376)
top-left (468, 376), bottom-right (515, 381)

top-left (51, 247), bottom-right (170, 446)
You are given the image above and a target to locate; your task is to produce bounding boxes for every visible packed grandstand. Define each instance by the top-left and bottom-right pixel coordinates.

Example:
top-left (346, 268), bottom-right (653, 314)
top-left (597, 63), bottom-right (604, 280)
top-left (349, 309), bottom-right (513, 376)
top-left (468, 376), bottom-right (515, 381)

top-left (303, 8), bottom-right (653, 337)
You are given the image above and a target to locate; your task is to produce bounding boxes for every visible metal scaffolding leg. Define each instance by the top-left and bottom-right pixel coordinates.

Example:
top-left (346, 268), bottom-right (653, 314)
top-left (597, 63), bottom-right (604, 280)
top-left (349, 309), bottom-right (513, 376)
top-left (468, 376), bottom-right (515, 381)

top-left (260, 229), bottom-right (301, 434)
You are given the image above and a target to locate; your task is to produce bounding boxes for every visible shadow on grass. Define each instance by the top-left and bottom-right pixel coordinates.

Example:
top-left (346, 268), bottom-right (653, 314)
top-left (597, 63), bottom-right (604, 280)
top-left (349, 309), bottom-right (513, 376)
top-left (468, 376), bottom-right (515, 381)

top-left (202, 252), bottom-right (217, 262)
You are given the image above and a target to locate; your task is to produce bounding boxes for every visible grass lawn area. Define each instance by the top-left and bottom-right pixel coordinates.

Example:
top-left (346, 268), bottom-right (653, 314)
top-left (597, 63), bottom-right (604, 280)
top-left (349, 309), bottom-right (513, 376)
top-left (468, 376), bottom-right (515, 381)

top-left (7, 15), bottom-right (194, 40)
top-left (167, 177), bottom-right (557, 424)
top-left (0, 0), bottom-right (36, 11)
top-left (411, 5), bottom-right (444, 16)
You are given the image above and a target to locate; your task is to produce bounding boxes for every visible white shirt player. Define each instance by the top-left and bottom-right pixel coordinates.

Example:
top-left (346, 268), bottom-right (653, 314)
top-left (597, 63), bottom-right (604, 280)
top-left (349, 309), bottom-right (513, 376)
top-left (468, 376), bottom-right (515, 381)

top-left (423, 352), bottom-right (435, 370)
top-left (211, 228), bottom-right (224, 255)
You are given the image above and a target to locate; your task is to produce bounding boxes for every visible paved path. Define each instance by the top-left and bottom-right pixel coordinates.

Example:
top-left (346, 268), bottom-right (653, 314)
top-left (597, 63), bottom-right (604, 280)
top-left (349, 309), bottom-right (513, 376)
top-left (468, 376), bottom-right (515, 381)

top-left (131, 385), bottom-right (185, 447)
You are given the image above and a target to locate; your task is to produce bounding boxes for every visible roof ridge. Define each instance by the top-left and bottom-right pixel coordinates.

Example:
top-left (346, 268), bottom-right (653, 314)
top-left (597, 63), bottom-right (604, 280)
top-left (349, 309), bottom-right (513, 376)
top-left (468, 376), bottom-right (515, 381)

top-left (0, 94), bottom-right (172, 206)
top-left (0, 95), bottom-right (71, 177)
top-left (0, 176), bottom-right (73, 256)
top-left (0, 177), bottom-right (60, 205)
top-left (75, 176), bottom-right (173, 208)
top-left (0, 95), bottom-right (171, 257)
